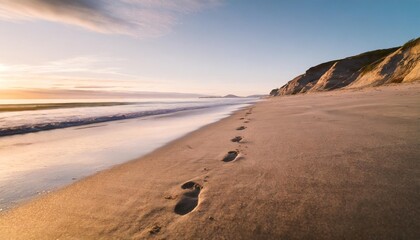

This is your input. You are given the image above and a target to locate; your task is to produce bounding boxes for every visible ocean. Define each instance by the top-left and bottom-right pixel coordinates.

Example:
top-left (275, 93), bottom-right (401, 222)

top-left (0, 98), bottom-right (256, 137)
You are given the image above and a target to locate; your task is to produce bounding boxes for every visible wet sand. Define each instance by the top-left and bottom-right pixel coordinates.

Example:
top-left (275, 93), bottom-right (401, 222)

top-left (0, 83), bottom-right (419, 239)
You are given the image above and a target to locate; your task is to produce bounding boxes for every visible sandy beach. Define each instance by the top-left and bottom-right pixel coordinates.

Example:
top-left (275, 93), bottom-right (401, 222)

top-left (0, 83), bottom-right (419, 239)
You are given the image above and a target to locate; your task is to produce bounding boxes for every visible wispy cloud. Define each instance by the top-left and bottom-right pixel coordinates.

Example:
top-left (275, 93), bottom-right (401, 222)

top-left (0, 56), bottom-right (165, 91)
top-left (0, 56), bottom-right (130, 76)
top-left (0, 0), bottom-right (222, 37)
top-left (0, 56), bottom-right (133, 77)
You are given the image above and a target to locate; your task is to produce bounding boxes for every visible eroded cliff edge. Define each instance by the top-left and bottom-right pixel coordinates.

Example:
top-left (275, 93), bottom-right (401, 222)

top-left (271, 38), bottom-right (420, 96)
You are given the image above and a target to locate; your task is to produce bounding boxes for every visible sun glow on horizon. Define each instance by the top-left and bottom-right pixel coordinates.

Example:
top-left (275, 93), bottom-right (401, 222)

top-left (0, 64), bottom-right (13, 89)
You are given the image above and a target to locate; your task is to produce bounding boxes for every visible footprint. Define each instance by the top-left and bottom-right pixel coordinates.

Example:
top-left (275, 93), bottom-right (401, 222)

top-left (174, 181), bottom-right (202, 215)
top-left (231, 136), bottom-right (242, 142)
top-left (222, 151), bottom-right (239, 162)
top-left (236, 126), bottom-right (246, 130)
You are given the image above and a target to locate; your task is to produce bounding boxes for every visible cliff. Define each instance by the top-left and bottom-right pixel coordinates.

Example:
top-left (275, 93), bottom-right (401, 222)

top-left (271, 38), bottom-right (420, 96)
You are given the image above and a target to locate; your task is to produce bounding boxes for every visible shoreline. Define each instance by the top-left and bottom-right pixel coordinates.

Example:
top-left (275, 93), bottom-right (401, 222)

top-left (1, 84), bottom-right (419, 239)
top-left (0, 99), bottom-right (257, 137)
top-left (0, 102), bottom-right (254, 211)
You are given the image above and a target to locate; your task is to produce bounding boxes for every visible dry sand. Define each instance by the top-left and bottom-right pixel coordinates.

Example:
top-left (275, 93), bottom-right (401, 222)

top-left (1, 83), bottom-right (419, 239)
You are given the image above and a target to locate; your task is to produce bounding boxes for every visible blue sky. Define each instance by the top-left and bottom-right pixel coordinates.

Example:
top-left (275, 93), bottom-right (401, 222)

top-left (0, 0), bottom-right (418, 96)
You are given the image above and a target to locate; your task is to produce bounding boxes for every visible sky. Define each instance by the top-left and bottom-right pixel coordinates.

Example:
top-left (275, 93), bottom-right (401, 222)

top-left (0, 0), bottom-right (419, 98)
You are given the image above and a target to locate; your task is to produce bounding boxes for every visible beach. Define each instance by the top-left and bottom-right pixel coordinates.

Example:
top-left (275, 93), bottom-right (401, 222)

top-left (0, 83), bottom-right (419, 239)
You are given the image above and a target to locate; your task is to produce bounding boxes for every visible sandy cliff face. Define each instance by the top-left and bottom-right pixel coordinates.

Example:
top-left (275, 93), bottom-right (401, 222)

top-left (349, 40), bottom-right (420, 87)
top-left (271, 38), bottom-right (420, 96)
top-left (276, 61), bottom-right (336, 95)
